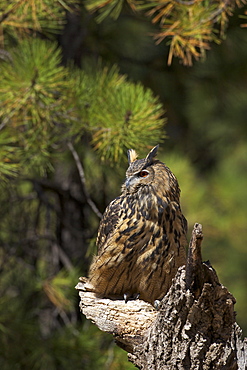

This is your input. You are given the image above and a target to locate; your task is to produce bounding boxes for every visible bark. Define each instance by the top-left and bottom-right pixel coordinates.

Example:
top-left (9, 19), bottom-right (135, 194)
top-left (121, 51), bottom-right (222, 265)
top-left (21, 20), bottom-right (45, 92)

top-left (76, 224), bottom-right (247, 369)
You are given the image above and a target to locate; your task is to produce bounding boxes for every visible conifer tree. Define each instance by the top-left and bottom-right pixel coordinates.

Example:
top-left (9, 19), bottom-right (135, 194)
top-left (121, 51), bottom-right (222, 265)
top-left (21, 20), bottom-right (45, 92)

top-left (0, 1), bottom-right (165, 368)
top-left (85, 0), bottom-right (247, 65)
top-left (0, 1), bottom-right (246, 368)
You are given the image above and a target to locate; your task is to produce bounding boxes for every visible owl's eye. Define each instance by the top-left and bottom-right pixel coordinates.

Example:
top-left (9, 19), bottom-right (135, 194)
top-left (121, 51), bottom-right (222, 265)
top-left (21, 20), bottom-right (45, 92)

top-left (138, 170), bottom-right (149, 178)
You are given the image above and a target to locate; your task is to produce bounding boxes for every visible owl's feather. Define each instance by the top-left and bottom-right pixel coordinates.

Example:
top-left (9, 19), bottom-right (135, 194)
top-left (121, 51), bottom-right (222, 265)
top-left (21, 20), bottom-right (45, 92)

top-left (127, 149), bottom-right (138, 164)
top-left (88, 146), bottom-right (187, 304)
top-left (96, 196), bottom-right (121, 253)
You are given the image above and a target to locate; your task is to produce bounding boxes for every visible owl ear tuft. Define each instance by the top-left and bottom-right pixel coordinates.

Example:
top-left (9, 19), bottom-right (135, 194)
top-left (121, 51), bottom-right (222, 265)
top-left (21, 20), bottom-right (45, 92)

top-left (146, 145), bottom-right (159, 163)
top-left (127, 149), bottom-right (138, 164)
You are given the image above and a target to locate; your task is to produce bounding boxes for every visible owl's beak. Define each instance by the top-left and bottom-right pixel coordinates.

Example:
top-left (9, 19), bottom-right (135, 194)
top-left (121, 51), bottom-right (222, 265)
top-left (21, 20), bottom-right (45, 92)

top-left (125, 176), bottom-right (138, 190)
top-left (125, 178), bottom-right (132, 189)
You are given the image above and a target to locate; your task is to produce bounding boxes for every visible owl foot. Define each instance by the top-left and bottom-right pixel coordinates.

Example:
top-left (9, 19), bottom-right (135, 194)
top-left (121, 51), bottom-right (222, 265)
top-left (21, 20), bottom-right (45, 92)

top-left (123, 293), bottom-right (140, 303)
top-left (154, 299), bottom-right (161, 310)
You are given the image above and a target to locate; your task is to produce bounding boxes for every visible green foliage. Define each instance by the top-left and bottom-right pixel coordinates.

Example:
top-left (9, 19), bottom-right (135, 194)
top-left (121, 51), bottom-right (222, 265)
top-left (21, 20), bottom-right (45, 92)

top-left (0, 252), bottom-right (129, 369)
top-left (0, 131), bottom-right (20, 180)
top-left (85, 0), bottom-right (247, 65)
top-left (0, 38), bottom-right (74, 175)
top-left (153, 1), bottom-right (219, 65)
top-left (72, 65), bottom-right (166, 162)
top-left (0, 39), bottom-right (165, 177)
top-left (0, 0), bottom-right (79, 46)
top-left (85, 0), bottom-right (126, 22)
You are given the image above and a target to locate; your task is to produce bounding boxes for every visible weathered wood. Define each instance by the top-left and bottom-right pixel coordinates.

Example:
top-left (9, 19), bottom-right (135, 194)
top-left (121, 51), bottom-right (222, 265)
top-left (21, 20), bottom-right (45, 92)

top-left (129, 266), bottom-right (239, 369)
top-left (75, 281), bottom-right (157, 352)
top-left (185, 222), bottom-right (204, 298)
top-left (76, 224), bottom-right (247, 369)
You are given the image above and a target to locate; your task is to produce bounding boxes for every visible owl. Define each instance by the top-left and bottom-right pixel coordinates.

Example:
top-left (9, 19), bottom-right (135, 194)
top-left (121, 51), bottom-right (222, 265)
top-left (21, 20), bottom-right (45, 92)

top-left (88, 145), bottom-right (187, 305)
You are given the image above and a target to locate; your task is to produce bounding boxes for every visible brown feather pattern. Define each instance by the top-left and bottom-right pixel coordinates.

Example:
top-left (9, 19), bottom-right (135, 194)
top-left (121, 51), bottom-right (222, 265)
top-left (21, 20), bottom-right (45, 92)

top-left (88, 146), bottom-right (187, 304)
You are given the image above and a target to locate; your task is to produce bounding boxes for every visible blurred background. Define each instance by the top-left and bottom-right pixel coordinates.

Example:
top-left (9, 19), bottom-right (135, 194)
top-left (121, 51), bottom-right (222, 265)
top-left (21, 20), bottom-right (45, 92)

top-left (0, 1), bottom-right (247, 369)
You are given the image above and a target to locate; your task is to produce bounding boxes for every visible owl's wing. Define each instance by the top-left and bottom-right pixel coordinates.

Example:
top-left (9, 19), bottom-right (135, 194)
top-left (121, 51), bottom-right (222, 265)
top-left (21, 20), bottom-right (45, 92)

top-left (181, 214), bottom-right (188, 234)
top-left (96, 196), bottom-right (122, 253)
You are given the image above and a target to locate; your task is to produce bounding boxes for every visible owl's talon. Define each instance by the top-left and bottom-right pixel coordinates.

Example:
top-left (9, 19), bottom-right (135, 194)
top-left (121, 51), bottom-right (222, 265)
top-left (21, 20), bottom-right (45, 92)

top-left (154, 299), bottom-right (161, 310)
top-left (123, 293), bottom-right (140, 303)
top-left (133, 293), bottom-right (140, 300)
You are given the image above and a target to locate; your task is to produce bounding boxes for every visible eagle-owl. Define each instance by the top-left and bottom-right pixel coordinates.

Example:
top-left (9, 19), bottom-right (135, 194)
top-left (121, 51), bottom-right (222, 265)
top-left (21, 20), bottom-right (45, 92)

top-left (88, 145), bottom-right (187, 304)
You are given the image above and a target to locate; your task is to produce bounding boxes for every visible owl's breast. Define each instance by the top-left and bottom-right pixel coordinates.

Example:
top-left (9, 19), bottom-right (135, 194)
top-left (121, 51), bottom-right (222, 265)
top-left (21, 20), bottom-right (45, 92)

top-left (106, 190), bottom-right (169, 251)
top-left (124, 188), bottom-right (168, 223)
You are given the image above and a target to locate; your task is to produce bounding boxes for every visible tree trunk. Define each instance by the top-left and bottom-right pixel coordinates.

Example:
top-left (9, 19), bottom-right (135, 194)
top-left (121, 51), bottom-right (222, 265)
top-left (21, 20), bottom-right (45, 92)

top-left (76, 224), bottom-right (247, 369)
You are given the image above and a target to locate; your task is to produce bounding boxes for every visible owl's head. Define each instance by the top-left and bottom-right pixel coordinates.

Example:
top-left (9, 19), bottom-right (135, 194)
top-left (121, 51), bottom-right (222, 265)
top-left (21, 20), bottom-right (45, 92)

top-left (122, 145), bottom-right (180, 200)
top-left (122, 145), bottom-right (159, 194)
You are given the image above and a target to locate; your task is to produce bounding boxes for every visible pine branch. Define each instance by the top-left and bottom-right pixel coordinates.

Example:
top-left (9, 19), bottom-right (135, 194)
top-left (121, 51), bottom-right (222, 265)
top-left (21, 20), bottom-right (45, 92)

top-left (85, 0), bottom-right (247, 65)
top-left (67, 141), bottom-right (102, 219)
top-left (70, 64), bottom-right (166, 163)
top-left (0, 0), bottom-right (79, 42)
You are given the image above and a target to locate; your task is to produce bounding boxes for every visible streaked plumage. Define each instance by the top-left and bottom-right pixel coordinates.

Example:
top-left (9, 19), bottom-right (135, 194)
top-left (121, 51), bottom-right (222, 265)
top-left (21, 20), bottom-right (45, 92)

top-left (88, 145), bottom-right (187, 304)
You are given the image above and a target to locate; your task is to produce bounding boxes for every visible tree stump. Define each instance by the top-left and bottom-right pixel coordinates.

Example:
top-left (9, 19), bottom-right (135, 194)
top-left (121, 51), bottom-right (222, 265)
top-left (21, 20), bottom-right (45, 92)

top-left (76, 224), bottom-right (247, 369)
